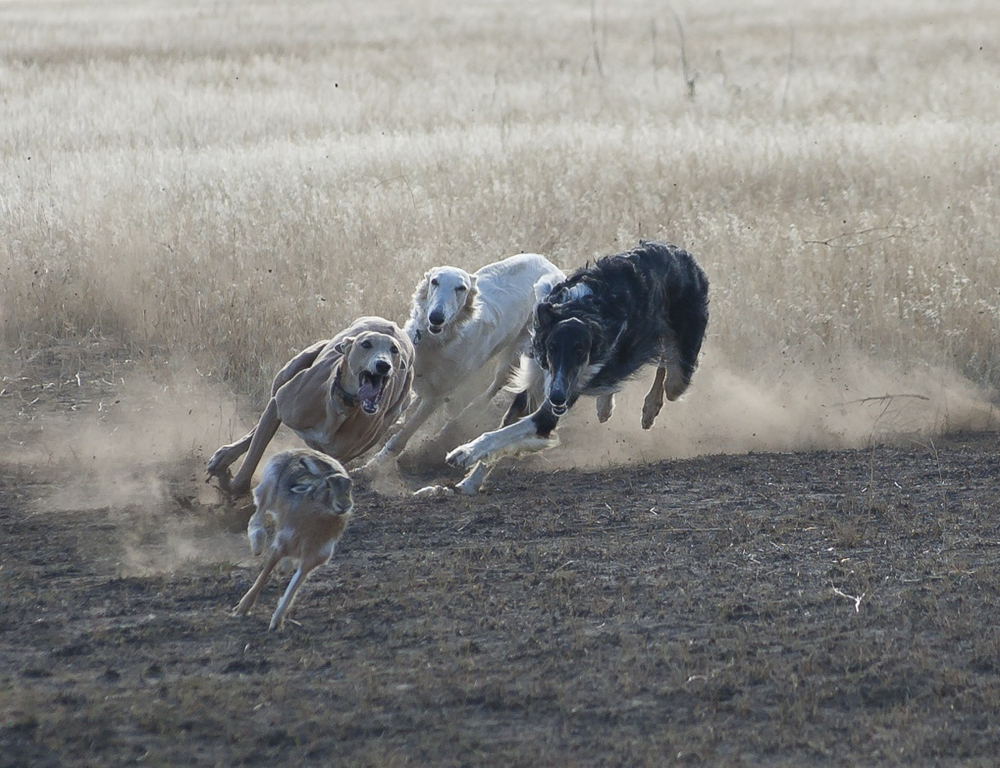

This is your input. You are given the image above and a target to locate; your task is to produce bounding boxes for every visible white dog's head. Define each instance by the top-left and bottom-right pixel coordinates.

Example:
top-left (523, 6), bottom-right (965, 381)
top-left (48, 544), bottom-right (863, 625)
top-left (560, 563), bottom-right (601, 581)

top-left (333, 331), bottom-right (405, 415)
top-left (409, 266), bottom-right (480, 338)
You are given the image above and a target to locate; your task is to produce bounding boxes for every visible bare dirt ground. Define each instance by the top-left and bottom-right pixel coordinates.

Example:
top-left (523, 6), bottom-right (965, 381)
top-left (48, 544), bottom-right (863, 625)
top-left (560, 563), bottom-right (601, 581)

top-left (2, 346), bottom-right (999, 767)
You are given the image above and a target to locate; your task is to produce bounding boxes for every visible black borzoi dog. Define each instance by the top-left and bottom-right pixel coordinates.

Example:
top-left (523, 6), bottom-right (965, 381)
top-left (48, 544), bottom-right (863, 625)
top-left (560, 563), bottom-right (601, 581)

top-left (444, 241), bottom-right (709, 494)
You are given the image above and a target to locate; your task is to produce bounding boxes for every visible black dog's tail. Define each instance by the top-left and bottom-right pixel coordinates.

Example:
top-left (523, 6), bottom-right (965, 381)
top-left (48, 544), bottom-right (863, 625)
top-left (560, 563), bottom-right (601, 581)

top-left (657, 243), bottom-right (710, 386)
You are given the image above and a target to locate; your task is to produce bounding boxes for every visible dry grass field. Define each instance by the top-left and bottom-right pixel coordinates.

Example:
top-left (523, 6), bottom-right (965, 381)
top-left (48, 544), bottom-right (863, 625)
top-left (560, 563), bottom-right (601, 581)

top-left (2, 0), bottom-right (1000, 765)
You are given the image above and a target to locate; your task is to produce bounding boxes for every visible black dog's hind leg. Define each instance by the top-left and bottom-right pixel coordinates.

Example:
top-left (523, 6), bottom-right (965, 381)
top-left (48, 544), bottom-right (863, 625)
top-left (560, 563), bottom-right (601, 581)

top-left (641, 367), bottom-right (667, 429)
top-left (596, 394), bottom-right (615, 423)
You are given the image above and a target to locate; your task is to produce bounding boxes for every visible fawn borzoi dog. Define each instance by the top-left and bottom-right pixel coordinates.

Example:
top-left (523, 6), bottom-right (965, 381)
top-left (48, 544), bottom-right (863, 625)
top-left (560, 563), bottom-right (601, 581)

top-left (363, 253), bottom-right (564, 485)
top-left (207, 316), bottom-right (415, 496)
top-left (233, 449), bottom-right (353, 631)
top-left (444, 241), bottom-right (710, 493)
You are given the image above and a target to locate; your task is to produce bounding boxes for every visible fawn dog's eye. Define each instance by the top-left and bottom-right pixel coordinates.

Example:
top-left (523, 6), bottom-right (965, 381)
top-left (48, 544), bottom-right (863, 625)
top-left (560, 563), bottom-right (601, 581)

top-left (430, 278), bottom-right (439, 287)
top-left (390, 345), bottom-right (399, 355)
top-left (360, 340), bottom-right (372, 350)
top-left (456, 285), bottom-right (467, 292)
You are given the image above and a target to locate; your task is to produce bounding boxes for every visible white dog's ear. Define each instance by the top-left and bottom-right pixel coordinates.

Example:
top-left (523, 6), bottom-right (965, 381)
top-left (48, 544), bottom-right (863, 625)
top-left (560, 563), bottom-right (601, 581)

top-left (412, 273), bottom-right (431, 305)
top-left (333, 337), bottom-right (355, 355)
top-left (464, 274), bottom-right (479, 305)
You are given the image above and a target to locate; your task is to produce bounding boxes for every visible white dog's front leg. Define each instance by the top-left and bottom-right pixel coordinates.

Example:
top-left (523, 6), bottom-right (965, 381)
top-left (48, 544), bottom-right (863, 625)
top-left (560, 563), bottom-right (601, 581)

top-left (375, 395), bottom-right (438, 461)
top-left (359, 444), bottom-right (396, 474)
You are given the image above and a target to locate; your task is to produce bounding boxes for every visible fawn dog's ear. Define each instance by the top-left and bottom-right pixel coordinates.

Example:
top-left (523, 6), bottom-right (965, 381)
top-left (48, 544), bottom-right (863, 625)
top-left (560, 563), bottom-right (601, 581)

top-left (332, 336), bottom-right (355, 356)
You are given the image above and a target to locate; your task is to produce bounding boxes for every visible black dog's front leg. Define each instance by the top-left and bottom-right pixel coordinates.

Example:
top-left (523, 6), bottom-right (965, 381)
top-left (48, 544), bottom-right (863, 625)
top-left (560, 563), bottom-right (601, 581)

top-left (446, 401), bottom-right (562, 470)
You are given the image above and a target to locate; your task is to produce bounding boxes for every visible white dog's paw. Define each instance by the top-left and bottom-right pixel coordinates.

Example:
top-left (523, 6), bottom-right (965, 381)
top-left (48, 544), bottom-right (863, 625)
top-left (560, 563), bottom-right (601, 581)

top-left (454, 478), bottom-right (483, 496)
top-left (413, 484), bottom-right (456, 497)
top-left (445, 441), bottom-right (483, 469)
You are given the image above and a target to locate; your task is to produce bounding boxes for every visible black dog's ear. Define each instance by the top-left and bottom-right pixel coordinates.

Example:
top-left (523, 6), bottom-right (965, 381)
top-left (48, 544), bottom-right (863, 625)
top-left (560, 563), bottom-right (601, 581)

top-left (535, 301), bottom-right (558, 326)
top-left (533, 340), bottom-right (548, 370)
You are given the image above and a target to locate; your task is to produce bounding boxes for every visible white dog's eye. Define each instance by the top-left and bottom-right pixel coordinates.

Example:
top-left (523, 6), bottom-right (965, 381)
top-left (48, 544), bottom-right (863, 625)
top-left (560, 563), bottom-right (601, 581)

top-left (390, 345), bottom-right (399, 355)
top-left (361, 340), bottom-right (372, 350)
top-left (430, 278), bottom-right (439, 287)
top-left (456, 285), bottom-right (467, 293)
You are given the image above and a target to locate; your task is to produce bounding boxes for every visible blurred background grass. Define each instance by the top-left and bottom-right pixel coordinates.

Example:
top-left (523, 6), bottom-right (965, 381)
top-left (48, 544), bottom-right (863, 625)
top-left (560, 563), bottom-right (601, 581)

top-left (2, 0), bottom-right (997, 409)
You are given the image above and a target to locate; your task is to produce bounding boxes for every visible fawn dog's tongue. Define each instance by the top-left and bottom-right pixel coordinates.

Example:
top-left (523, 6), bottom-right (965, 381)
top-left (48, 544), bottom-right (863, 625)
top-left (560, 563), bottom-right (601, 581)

top-left (357, 373), bottom-right (385, 414)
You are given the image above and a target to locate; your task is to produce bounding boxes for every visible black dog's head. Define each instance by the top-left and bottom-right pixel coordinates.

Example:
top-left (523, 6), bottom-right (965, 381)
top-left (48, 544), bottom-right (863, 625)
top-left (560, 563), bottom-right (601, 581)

top-left (533, 302), bottom-right (600, 415)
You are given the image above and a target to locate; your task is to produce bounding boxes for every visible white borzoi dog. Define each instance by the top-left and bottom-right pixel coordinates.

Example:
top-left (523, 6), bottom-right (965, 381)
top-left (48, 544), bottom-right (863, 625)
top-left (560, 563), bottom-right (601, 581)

top-left (362, 253), bottom-right (564, 490)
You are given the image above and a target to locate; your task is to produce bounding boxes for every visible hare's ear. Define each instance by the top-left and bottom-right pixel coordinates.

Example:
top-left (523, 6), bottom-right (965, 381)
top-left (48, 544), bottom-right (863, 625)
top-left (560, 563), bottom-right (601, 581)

top-left (333, 336), bottom-right (355, 356)
top-left (300, 454), bottom-right (331, 476)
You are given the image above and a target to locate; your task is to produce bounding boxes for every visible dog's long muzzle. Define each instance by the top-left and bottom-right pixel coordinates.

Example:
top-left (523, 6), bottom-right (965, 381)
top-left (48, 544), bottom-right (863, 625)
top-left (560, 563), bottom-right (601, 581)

top-left (358, 369), bottom-right (390, 414)
top-left (548, 391), bottom-right (569, 416)
top-left (548, 374), bottom-right (569, 416)
top-left (427, 308), bottom-right (446, 334)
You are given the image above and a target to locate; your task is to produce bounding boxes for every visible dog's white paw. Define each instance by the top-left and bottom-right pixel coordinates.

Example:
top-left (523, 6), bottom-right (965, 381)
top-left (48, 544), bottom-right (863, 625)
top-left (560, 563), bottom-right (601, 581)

top-left (453, 478), bottom-right (482, 496)
top-left (413, 484), bottom-right (456, 497)
top-left (445, 441), bottom-right (483, 469)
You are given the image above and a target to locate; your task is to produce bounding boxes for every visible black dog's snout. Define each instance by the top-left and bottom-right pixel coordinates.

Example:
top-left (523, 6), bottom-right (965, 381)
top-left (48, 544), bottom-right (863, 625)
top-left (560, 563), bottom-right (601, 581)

top-left (428, 310), bottom-right (445, 326)
top-left (374, 360), bottom-right (391, 376)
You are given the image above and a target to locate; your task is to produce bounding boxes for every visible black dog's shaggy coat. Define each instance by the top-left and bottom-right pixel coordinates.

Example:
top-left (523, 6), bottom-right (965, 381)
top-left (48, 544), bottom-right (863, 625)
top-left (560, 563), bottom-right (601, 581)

top-left (535, 240), bottom-right (708, 410)
top-left (445, 240), bottom-right (709, 493)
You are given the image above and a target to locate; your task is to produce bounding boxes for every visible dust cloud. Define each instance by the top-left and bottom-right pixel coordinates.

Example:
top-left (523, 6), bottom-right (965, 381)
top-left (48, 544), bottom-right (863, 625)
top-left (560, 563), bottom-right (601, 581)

top-left (546, 348), bottom-right (997, 470)
top-left (5, 346), bottom-right (996, 567)
top-left (5, 363), bottom-right (264, 574)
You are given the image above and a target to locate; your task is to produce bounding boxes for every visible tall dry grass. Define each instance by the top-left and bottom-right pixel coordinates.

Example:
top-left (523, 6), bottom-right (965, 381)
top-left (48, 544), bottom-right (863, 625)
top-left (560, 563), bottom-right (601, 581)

top-left (2, 0), bottom-right (998, 417)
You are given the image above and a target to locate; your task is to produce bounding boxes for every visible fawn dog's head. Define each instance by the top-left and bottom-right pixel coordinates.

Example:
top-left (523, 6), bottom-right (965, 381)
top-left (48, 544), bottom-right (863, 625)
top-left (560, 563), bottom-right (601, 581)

top-left (333, 330), bottom-right (406, 415)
